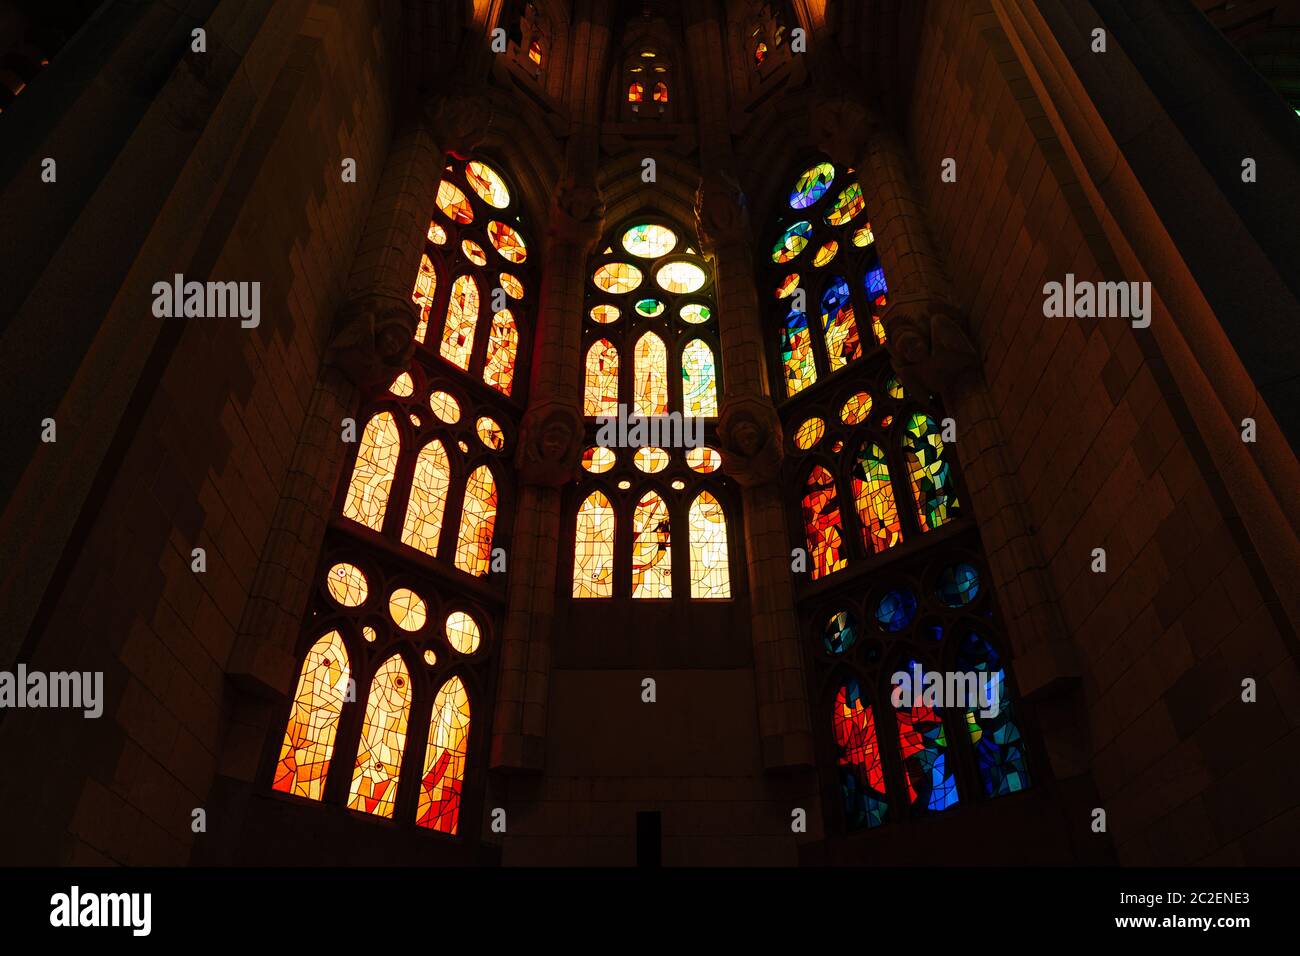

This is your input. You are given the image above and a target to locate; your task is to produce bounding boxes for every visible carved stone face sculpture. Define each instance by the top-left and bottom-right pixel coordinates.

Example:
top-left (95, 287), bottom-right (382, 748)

top-left (375, 309), bottom-right (413, 363)
top-left (733, 418), bottom-right (765, 458)
top-left (541, 418), bottom-right (572, 461)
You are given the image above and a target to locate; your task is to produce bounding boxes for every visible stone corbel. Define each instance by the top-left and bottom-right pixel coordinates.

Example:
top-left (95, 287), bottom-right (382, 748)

top-left (515, 399), bottom-right (585, 488)
top-left (325, 290), bottom-right (419, 391)
top-left (548, 175), bottom-right (607, 249)
top-left (428, 90), bottom-right (496, 157)
top-left (881, 291), bottom-right (979, 400)
top-left (717, 395), bottom-right (784, 487)
top-left (694, 167), bottom-right (752, 254)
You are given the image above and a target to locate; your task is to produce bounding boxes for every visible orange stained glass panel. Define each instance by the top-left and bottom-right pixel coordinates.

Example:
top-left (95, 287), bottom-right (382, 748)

top-left (417, 676), bottom-right (470, 834)
top-left (272, 630), bottom-right (351, 801)
top-left (436, 180), bottom-right (474, 224)
top-left (634, 332), bottom-right (669, 417)
top-left (342, 412), bottom-right (401, 531)
top-left (347, 655), bottom-right (411, 819)
top-left (401, 440), bottom-right (451, 556)
top-left (412, 253), bottom-right (437, 344)
top-left (440, 274), bottom-right (479, 370)
top-left (689, 491), bottom-right (731, 598)
top-left (455, 465), bottom-right (497, 576)
top-left (631, 490), bottom-right (672, 599)
top-left (483, 307), bottom-right (518, 395)
top-left (573, 490), bottom-right (616, 598)
top-left (488, 221), bottom-right (527, 263)
top-left (584, 339), bottom-right (619, 417)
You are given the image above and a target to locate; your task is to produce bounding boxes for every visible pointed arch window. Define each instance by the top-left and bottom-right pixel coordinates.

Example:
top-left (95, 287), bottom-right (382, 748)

top-left (270, 153), bottom-right (526, 842)
top-left (573, 490), bottom-right (616, 598)
top-left (802, 464), bottom-right (846, 579)
top-left (688, 491), bottom-right (730, 598)
top-left (631, 489), bottom-right (672, 599)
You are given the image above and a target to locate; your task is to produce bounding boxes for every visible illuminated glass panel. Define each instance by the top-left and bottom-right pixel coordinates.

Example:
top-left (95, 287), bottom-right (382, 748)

top-left (688, 491), bottom-right (730, 598)
top-left (825, 183), bottom-right (865, 226)
top-left (634, 447), bottom-right (670, 473)
top-left (780, 310), bottom-right (817, 397)
top-left (653, 81), bottom-right (669, 103)
top-left (412, 254), bottom-right (437, 344)
top-left (573, 490), bottom-right (616, 598)
top-left (582, 446), bottom-right (616, 473)
top-left (936, 563), bottom-right (980, 607)
top-left (427, 222), bottom-right (448, 245)
top-left (272, 630), bottom-right (350, 801)
top-left (500, 273), bottom-right (524, 299)
top-left (957, 632), bottom-right (1030, 797)
top-left (455, 466), bottom-right (497, 576)
top-left (465, 160), bottom-right (511, 208)
top-left (483, 307), bottom-right (518, 395)
top-left (896, 684), bottom-right (960, 812)
top-left (772, 220), bottom-right (813, 264)
top-left (812, 240), bottom-right (839, 267)
top-left (681, 338), bottom-right (718, 417)
top-left (631, 490), bottom-right (672, 599)
top-left (462, 239), bottom-right (487, 266)
top-left (436, 180), bottom-right (473, 224)
top-left (584, 339), bottom-right (619, 417)
top-left (440, 275), bottom-right (479, 370)
top-left (593, 262), bottom-right (643, 294)
top-left (679, 303), bottom-right (711, 324)
top-left (488, 221), bottom-right (527, 263)
top-left (686, 446), bottom-right (721, 473)
top-left (852, 441), bottom-right (903, 554)
top-left (342, 412), bottom-right (400, 531)
top-left (776, 274), bottom-right (800, 298)
top-left (476, 416), bottom-right (505, 450)
top-left (326, 563), bottom-right (368, 607)
top-left (429, 390), bottom-right (461, 423)
top-left (823, 611), bottom-right (857, 654)
top-left (445, 611), bottom-right (481, 654)
top-left (793, 417), bottom-right (825, 450)
top-left (417, 677), bottom-right (470, 834)
top-left (875, 589), bottom-right (918, 632)
top-left (389, 588), bottom-right (428, 632)
top-left (622, 223), bottom-right (678, 258)
top-left (389, 372), bottom-right (414, 397)
top-left (628, 81), bottom-right (643, 103)
top-left (528, 39), bottom-right (543, 65)
top-left (802, 465), bottom-right (846, 579)
top-left (832, 677), bottom-right (889, 829)
top-left (401, 440), bottom-right (451, 556)
top-left (348, 655), bottom-right (412, 818)
top-left (636, 299), bottom-right (665, 317)
top-left (655, 261), bottom-right (707, 294)
top-left (590, 304), bottom-right (620, 324)
top-left (852, 223), bottom-right (875, 247)
top-left (633, 332), bottom-right (669, 417)
top-left (821, 277), bottom-right (862, 372)
top-left (840, 390), bottom-right (872, 425)
top-left (790, 162), bottom-right (836, 210)
top-left (903, 413), bottom-right (961, 531)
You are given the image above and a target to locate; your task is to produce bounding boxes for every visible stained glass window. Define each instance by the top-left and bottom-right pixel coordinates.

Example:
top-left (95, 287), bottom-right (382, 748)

top-left (802, 465), bottom-right (846, 579)
top-left (417, 677), bottom-right (470, 834)
top-left (686, 446), bottom-right (722, 473)
top-left (833, 677), bottom-right (889, 829)
top-left (455, 466), bottom-right (497, 576)
top-left (793, 417), bottom-right (825, 450)
top-left (790, 162), bottom-right (835, 209)
top-left (273, 630), bottom-right (350, 801)
top-left (957, 632), bottom-right (1030, 797)
top-left (631, 491), bottom-right (672, 598)
top-left (652, 81), bottom-right (668, 103)
top-left (622, 223), bottom-right (677, 258)
top-left (903, 413), bottom-right (960, 531)
top-left (348, 655), bottom-right (411, 818)
top-left (445, 611), bottom-right (482, 654)
top-left (852, 441), bottom-right (902, 554)
top-left (412, 254), bottom-right (436, 344)
top-left (655, 261), bottom-right (707, 294)
top-left (593, 262), bottom-right (643, 294)
top-left (633, 332), bottom-right (669, 417)
top-left (821, 277), bottom-right (862, 372)
top-left (342, 412), bottom-right (400, 531)
top-left (780, 310), bottom-right (817, 396)
top-left (483, 308), bottom-right (518, 394)
top-left (584, 339), bottom-right (619, 417)
top-left (573, 490), bottom-right (616, 598)
top-left (401, 440), bottom-right (450, 556)
top-left (681, 339), bottom-right (718, 417)
top-left (895, 688), bottom-right (961, 813)
top-left (488, 221), bottom-right (527, 263)
top-left (465, 161), bottom-right (511, 208)
top-left (440, 275), bottom-right (479, 370)
top-left (436, 180), bottom-right (474, 224)
top-left (688, 492), bottom-right (730, 598)
top-left (326, 563), bottom-right (368, 607)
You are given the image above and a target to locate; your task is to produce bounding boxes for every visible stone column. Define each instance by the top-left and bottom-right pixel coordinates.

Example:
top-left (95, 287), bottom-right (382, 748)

top-left (696, 170), bottom-right (816, 772)
top-left (813, 97), bottom-right (1084, 712)
top-left (491, 176), bottom-right (606, 772)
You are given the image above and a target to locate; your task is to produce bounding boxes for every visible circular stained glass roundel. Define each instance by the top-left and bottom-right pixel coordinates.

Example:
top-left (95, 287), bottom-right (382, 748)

top-left (789, 162), bottom-right (836, 210)
top-left (499, 273), bottom-right (525, 299)
top-left (636, 299), bottom-right (665, 317)
top-left (840, 391), bottom-right (873, 425)
top-left (680, 303), bottom-right (711, 324)
top-left (488, 221), bottom-right (527, 263)
top-left (390, 588), bottom-right (428, 632)
top-left (429, 390), bottom-right (461, 423)
top-left (622, 223), bottom-right (678, 258)
top-left (655, 261), bottom-right (707, 294)
top-left (874, 589), bottom-right (918, 633)
top-left (772, 221), bottom-right (813, 264)
top-left (590, 304), bottom-right (620, 324)
top-left (326, 562), bottom-right (368, 607)
top-left (686, 446), bottom-right (721, 473)
top-left (582, 446), bottom-right (616, 473)
top-left (775, 274), bottom-right (800, 298)
top-left (446, 610), bottom-right (482, 654)
top-left (793, 417), bottom-right (825, 450)
top-left (465, 161), bottom-right (511, 208)
top-left (462, 239), bottom-right (487, 266)
top-left (476, 416), bottom-right (505, 450)
top-left (593, 262), bottom-right (643, 294)
top-left (812, 241), bottom-right (839, 268)
top-left (936, 563), bottom-right (981, 607)
top-left (634, 447), bottom-right (669, 473)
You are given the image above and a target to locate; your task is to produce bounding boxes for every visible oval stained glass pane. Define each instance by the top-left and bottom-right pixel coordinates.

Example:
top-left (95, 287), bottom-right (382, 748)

top-left (445, 610), bottom-right (482, 654)
top-left (826, 183), bottom-right (865, 226)
top-left (813, 240), bottom-right (839, 267)
top-left (853, 223), bottom-right (875, 247)
top-left (500, 273), bottom-right (525, 299)
top-left (476, 416), bottom-right (505, 450)
top-left (622, 223), bottom-right (678, 258)
top-left (841, 391), bottom-right (872, 425)
top-left (686, 446), bottom-right (722, 473)
top-left (655, 261), bottom-right (707, 294)
top-left (772, 221), bottom-right (813, 264)
top-left (790, 162), bottom-right (835, 209)
top-left (793, 417), bottom-right (825, 450)
top-left (593, 262), bottom-right (643, 294)
top-left (390, 588), bottom-right (428, 632)
top-left (326, 563), bottom-right (368, 607)
top-left (936, 562), bottom-right (981, 607)
top-left (590, 304), bottom-right (620, 324)
top-left (582, 446), bottom-right (617, 473)
top-left (874, 589), bottom-right (918, 632)
top-left (776, 274), bottom-right (800, 298)
top-left (436, 180), bottom-right (473, 224)
top-left (427, 222), bottom-right (448, 245)
top-left (488, 221), bottom-right (527, 263)
top-left (429, 390), bottom-right (461, 423)
top-left (461, 239), bottom-right (487, 266)
top-left (636, 298), bottom-right (665, 317)
top-left (679, 303), bottom-right (711, 324)
top-left (634, 447), bottom-right (670, 473)
top-left (465, 160), bottom-right (511, 208)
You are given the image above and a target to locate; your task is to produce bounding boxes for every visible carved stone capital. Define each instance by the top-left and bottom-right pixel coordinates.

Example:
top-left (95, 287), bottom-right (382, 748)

top-left (428, 90), bottom-right (495, 156)
top-left (809, 95), bottom-right (882, 168)
top-left (716, 396), bottom-right (784, 487)
top-left (326, 291), bottom-right (418, 391)
top-left (694, 168), bottom-right (751, 253)
top-left (548, 176), bottom-right (606, 249)
top-left (881, 291), bottom-right (979, 398)
top-left (515, 400), bottom-right (585, 488)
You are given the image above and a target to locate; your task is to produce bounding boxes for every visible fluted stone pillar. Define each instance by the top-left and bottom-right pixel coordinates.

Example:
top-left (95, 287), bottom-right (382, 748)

top-left (491, 176), bottom-right (606, 772)
top-left (697, 171), bottom-right (816, 772)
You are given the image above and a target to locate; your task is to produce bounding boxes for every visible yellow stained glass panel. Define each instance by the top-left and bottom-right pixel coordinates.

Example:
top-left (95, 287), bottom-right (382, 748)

top-left (401, 440), bottom-right (450, 556)
top-left (632, 491), bottom-right (672, 599)
top-left (272, 631), bottom-right (350, 801)
top-left (689, 491), bottom-right (731, 598)
top-left (342, 412), bottom-right (400, 531)
top-left (466, 160), bottom-right (511, 208)
top-left (440, 275), bottom-right (479, 370)
top-left (347, 655), bottom-right (411, 819)
top-left (455, 465), bottom-right (497, 576)
top-left (573, 490), bottom-right (616, 598)
top-left (326, 563), bottom-right (368, 607)
top-left (417, 676), bottom-right (470, 834)
top-left (445, 611), bottom-right (481, 654)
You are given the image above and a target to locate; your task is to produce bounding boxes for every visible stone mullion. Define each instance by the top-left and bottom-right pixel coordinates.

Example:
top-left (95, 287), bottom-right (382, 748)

top-left (711, 238), bottom-right (770, 400)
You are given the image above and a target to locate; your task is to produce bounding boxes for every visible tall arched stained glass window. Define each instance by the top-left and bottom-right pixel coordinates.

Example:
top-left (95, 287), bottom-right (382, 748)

top-left (570, 216), bottom-right (736, 603)
top-left (763, 160), bottom-right (1034, 837)
top-left (271, 154), bottom-right (523, 838)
